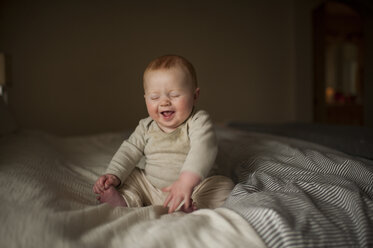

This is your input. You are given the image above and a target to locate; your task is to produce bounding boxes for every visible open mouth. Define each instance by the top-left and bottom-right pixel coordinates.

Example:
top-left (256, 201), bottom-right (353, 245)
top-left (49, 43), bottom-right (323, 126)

top-left (161, 111), bottom-right (175, 118)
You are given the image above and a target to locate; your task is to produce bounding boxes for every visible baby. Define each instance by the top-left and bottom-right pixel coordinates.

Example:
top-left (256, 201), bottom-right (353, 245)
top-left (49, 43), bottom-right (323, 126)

top-left (93, 55), bottom-right (234, 213)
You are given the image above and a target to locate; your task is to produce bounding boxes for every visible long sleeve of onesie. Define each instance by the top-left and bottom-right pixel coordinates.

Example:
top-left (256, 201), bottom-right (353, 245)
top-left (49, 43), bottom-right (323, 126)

top-left (105, 118), bottom-right (149, 186)
top-left (181, 110), bottom-right (218, 180)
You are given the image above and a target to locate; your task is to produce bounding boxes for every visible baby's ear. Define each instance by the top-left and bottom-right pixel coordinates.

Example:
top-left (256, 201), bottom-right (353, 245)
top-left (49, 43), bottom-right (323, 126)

top-left (194, 88), bottom-right (200, 100)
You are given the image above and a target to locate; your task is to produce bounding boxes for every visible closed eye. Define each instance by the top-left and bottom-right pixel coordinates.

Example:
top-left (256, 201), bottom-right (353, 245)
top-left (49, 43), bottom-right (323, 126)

top-left (149, 95), bottom-right (160, 100)
top-left (170, 94), bottom-right (180, 98)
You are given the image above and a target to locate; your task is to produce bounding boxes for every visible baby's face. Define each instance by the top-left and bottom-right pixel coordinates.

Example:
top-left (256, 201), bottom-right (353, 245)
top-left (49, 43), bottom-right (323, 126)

top-left (144, 67), bottom-right (199, 133)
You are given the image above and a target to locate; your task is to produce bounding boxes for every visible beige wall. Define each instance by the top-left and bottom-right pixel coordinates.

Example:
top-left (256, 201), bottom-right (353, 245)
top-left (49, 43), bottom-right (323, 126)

top-left (1, 0), bottom-right (301, 135)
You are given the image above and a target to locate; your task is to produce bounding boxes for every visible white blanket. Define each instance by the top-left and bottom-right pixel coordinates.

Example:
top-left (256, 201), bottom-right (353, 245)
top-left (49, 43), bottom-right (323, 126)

top-left (0, 130), bottom-right (265, 248)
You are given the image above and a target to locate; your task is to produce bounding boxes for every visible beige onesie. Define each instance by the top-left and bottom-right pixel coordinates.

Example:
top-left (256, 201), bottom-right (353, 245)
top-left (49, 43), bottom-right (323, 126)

top-left (105, 110), bottom-right (234, 208)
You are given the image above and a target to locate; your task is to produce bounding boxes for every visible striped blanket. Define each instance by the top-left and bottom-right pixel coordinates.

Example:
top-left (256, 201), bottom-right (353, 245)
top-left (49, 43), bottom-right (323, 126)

top-left (219, 129), bottom-right (373, 248)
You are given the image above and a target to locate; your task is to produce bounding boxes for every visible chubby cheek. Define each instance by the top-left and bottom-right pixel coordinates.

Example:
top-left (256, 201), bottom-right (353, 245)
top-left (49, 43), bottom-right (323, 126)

top-left (176, 98), bottom-right (194, 114)
top-left (145, 101), bottom-right (158, 117)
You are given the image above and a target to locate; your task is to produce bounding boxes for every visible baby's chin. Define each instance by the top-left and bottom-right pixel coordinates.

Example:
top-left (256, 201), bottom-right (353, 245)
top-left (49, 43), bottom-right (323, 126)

top-left (157, 120), bottom-right (185, 133)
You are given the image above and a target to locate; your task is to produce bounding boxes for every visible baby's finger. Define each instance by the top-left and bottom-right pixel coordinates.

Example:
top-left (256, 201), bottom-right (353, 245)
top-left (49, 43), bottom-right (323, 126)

top-left (93, 184), bottom-right (98, 193)
top-left (98, 175), bottom-right (106, 184)
top-left (107, 175), bottom-right (120, 188)
top-left (93, 185), bottom-right (102, 194)
top-left (184, 197), bottom-right (191, 210)
top-left (163, 193), bottom-right (172, 208)
top-left (98, 177), bottom-right (106, 189)
top-left (97, 184), bottom-right (104, 192)
top-left (169, 202), bottom-right (179, 213)
top-left (104, 178), bottom-right (112, 189)
top-left (169, 197), bottom-right (182, 213)
top-left (168, 202), bottom-right (176, 213)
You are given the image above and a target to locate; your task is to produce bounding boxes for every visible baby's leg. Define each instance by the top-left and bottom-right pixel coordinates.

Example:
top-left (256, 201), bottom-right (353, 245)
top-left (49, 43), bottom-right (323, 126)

top-left (97, 186), bottom-right (127, 207)
top-left (192, 175), bottom-right (234, 209)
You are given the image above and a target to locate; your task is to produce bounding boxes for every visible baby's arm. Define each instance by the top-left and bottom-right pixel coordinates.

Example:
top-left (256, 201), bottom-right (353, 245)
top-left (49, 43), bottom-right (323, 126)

top-left (93, 174), bottom-right (121, 194)
top-left (162, 171), bottom-right (201, 213)
top-left (163, 111), bottom-right (218, 213)
top-left (104, 118), bottom-right (148, 188)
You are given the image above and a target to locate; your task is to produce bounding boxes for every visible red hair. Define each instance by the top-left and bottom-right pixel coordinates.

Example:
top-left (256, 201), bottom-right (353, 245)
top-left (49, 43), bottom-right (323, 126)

top-left (144, 55), bottom-right (198, 88)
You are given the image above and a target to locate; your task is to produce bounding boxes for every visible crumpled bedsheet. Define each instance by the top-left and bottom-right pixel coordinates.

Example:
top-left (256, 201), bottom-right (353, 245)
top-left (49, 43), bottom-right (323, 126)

top-left (0, 130), bottom-right (265, 248)
top-left (219, 129), bottom-right (373, 248)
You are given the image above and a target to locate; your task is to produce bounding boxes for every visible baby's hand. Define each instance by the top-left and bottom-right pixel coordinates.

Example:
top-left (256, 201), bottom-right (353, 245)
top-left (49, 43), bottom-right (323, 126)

top-left (93, 174), bottom-right (121, 194)
top-left (162, 171), bottom-right (201, 213)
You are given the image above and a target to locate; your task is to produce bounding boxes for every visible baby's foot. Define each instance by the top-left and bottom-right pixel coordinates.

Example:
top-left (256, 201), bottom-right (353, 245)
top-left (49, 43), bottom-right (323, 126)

top-left (96, 186), bottom-right (127, 207)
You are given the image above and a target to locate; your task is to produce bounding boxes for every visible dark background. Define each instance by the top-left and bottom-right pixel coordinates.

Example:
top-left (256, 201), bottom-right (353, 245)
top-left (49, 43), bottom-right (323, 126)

top-left (1, 0), bottom-right (372, 135)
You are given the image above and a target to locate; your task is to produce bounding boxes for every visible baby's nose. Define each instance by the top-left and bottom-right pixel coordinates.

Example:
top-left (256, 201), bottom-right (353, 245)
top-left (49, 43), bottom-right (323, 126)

top-left (160, 98), bottom-right (171, 106)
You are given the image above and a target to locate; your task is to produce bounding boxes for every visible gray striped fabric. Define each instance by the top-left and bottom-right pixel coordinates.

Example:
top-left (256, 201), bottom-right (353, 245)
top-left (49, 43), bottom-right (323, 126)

top-left (220, 132), bottom-right (373, 248)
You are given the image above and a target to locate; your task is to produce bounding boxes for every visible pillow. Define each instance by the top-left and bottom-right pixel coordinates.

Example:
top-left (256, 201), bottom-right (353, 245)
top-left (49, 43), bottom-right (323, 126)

top-left (0, 96), bottom-right (18, 136)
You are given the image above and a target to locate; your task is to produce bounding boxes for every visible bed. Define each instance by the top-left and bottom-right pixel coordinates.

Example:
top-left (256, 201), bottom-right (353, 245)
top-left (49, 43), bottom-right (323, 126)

top-left (1, 97), bottom-right (372, 247)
